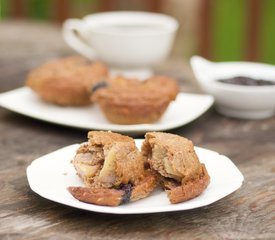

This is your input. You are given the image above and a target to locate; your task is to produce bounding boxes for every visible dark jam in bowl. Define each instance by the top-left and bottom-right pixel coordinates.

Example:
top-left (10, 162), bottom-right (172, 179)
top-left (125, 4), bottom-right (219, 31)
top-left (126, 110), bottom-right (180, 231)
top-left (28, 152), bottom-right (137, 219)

top-left (217, 76), bottom-right (275, 86)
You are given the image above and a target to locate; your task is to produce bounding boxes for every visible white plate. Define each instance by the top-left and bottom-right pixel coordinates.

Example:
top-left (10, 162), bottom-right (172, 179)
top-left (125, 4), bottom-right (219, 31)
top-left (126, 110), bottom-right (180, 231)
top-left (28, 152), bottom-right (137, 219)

top-left (0, 87), bottom-right (214, 134)
top-left (26, 139), bottom-right (244, 214)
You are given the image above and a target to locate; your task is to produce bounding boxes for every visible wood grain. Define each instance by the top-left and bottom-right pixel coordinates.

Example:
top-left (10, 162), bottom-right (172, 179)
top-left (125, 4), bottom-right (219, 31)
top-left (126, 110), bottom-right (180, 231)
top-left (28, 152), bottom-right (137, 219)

top-left (0, 20), bottom-right (274, 240)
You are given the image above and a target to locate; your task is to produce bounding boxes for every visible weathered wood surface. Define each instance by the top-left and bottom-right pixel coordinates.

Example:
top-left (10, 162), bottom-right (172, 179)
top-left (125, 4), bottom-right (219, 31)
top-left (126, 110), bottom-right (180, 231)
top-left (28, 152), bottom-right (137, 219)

top-left (0, 20), bottom-right (274, 240)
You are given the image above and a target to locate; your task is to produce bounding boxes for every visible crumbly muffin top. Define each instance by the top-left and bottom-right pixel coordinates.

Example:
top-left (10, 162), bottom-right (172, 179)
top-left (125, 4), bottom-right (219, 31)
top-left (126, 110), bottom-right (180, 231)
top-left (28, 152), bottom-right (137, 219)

top-left (142, 76), bottom-right (180, 100)
top-left (26, 56), bottom-right (108, 90)
top-left (92, 75), bottom-right (179, 107)
top-left (142, 132), bottom-right (202, 182)
top-left (88, 131), bottom-right (135, 146)
top-left (73, 131), bottom-right (145, 188)
top-left (93, 87), bottom-right (170, 107)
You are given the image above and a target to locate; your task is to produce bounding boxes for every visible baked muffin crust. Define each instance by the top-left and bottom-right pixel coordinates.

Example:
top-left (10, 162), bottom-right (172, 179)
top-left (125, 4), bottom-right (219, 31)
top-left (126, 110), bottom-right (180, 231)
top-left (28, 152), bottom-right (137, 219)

top-left (92, 76), bottom-right (179, 124)
top-left (69, 131), bottom-right (157, 206)
top-left (26, 56), bottom-right (108, 106)
top-left (142, 132), bottom-right (210, 203)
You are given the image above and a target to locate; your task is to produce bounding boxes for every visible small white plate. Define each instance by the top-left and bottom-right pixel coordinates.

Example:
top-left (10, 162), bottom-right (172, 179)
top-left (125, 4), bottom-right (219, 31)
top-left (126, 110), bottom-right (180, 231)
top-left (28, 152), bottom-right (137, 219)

top-left (26, 140), bottom-right (244, 214)
top-left (0, 87), bottom-right (213, 134)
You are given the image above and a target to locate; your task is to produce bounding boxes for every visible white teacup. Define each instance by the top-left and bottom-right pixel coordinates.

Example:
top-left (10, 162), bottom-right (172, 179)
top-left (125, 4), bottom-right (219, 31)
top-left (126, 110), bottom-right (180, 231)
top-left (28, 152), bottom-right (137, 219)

top-left (62, 11), bottom-right (178, 78)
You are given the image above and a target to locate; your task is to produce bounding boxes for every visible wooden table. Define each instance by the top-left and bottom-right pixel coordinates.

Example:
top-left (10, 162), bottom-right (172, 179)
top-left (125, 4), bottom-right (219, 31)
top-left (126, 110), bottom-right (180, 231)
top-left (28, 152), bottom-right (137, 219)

top-left (0, 20), bottom-right (274, 240)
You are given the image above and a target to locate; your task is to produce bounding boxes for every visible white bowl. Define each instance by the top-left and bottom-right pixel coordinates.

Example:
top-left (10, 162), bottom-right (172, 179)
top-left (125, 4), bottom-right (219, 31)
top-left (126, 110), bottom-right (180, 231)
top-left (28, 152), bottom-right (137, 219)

top-left (190, 56), bottom-right (275, 119)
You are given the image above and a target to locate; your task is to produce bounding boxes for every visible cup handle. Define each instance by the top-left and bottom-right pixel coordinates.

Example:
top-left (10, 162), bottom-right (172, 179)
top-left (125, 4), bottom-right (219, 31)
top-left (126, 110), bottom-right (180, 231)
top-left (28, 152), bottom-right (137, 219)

top-left (62, 19), bottom-right (96, 60)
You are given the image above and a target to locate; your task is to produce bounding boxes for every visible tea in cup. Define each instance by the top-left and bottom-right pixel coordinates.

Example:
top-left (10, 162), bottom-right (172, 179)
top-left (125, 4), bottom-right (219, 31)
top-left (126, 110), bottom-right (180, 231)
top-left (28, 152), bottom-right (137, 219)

top-left (62, 11), bottom-right (178, 78)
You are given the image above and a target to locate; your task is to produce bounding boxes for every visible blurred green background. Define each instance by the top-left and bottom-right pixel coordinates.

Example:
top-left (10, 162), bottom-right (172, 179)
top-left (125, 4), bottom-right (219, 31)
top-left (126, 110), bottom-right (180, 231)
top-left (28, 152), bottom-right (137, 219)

top-left (1, 0), bottom-right (275, 64)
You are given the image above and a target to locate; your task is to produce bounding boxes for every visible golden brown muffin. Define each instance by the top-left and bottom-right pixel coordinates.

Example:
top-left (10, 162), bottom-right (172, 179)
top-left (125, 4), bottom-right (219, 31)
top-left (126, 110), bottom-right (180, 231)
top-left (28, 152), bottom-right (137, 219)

top-left (92, 75), bottom-right (179, 124)
top-left (68, 131), bottom-right (157, 206)
top-left (141, 132), bottom-right (210, 204)
top-left (26, 56), bottom-right (108, 106)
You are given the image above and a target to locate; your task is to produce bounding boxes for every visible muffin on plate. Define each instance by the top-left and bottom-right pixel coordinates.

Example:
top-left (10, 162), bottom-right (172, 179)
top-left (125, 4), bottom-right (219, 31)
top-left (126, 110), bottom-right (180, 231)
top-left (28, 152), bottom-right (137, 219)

top-left (26, 56), bottom-right (108, 106)
top-left (92, 75), bottom-right (179, 124)
top-left (68, 131), bottom-right (157, 206)
top-left (141, 132), bottom-right (210, 204)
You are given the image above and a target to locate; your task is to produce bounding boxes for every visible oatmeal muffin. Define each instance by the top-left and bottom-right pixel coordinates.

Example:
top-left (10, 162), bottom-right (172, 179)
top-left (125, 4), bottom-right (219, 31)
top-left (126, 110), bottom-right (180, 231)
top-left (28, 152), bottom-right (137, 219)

top-left (141, 132), bottom-right (210, 204)
top-left (92, 75), bottom-right (179, 124)
top-left (26, 56), bottom-right (108, 106)
top-left (68, 131), bottom-right (157, 206)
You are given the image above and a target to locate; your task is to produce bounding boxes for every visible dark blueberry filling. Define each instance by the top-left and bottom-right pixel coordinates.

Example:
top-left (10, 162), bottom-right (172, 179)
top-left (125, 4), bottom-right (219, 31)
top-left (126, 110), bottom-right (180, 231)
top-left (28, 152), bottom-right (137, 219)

top-left (217, 76), bottom-right (275, 86)
top-left (118, 183), bottom-right (133, 204)
top-left (91, 81), bottom-right (108, 94)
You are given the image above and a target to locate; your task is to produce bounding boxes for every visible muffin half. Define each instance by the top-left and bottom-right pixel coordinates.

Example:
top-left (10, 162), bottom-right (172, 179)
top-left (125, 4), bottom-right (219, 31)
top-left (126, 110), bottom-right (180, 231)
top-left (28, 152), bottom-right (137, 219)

top-left (141, 132), bottom-right (210, 204)
top-left (68, 131), bottom-right (157, 206)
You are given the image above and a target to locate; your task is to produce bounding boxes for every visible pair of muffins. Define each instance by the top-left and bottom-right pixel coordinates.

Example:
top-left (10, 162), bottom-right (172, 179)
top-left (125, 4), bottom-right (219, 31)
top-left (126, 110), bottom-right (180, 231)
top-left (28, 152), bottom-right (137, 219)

top-left (68, 131), bottom-right (210, 206)
top-left (26, 56), bottom-right (179, 124)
